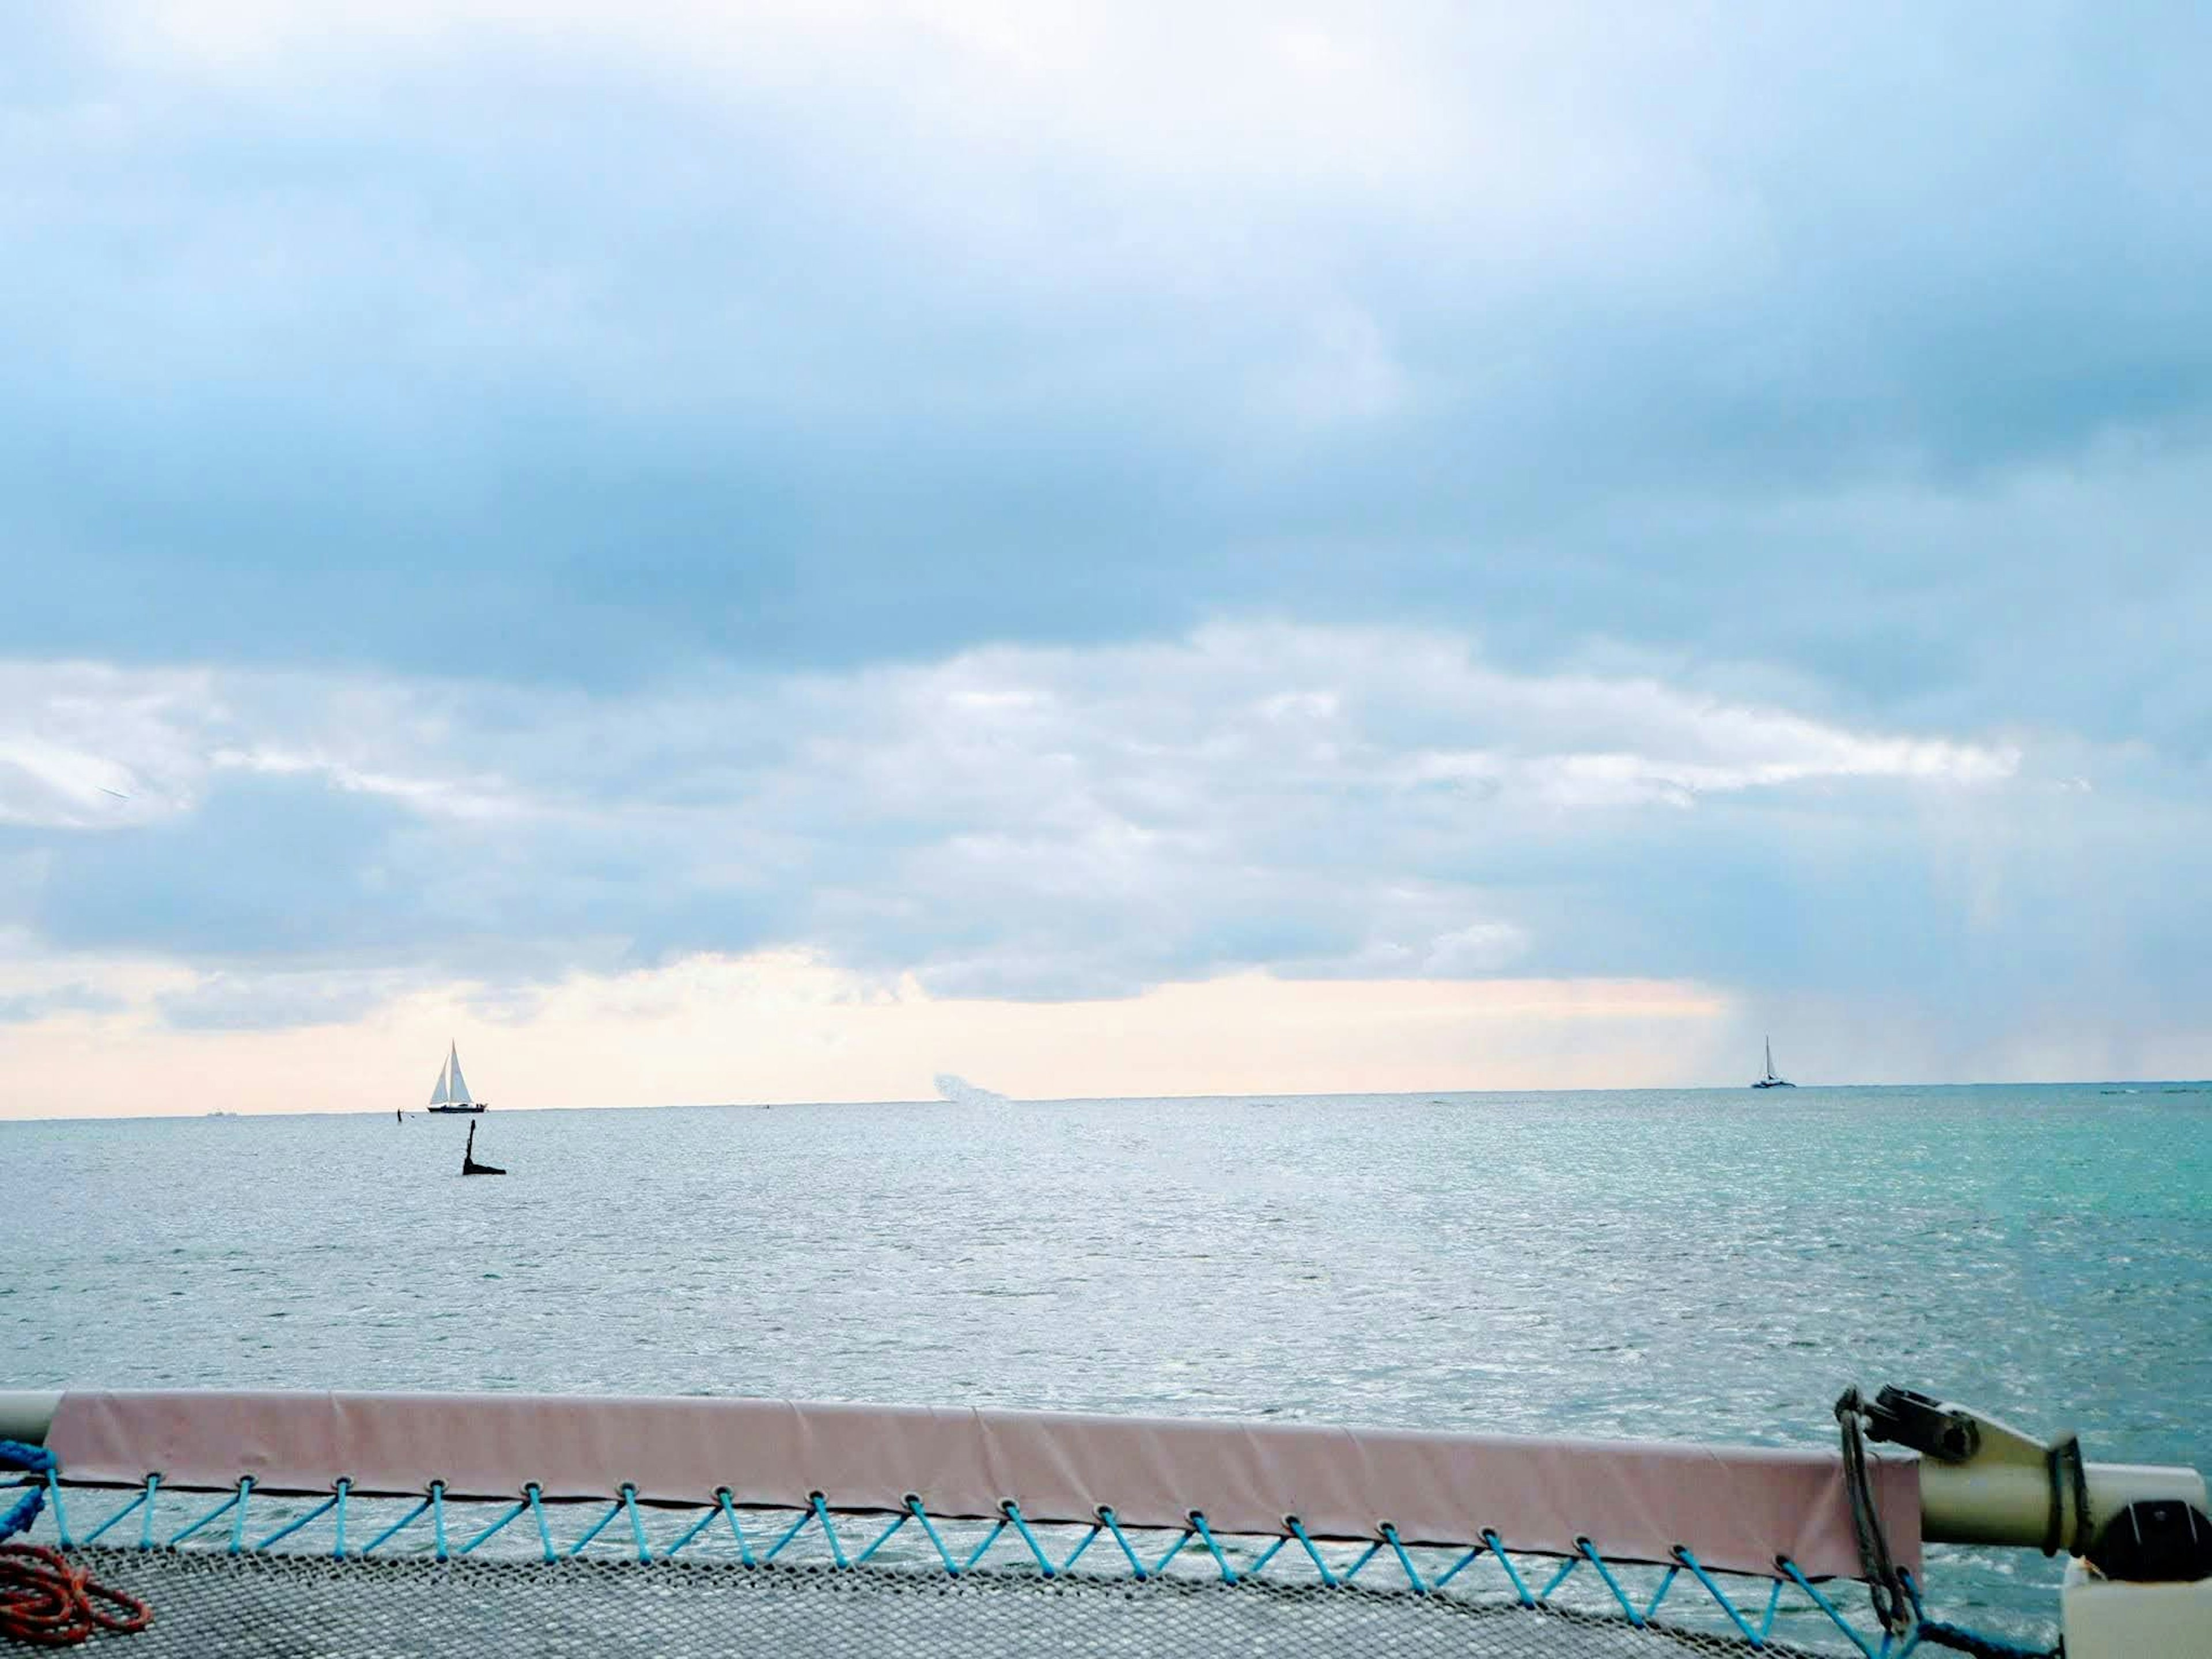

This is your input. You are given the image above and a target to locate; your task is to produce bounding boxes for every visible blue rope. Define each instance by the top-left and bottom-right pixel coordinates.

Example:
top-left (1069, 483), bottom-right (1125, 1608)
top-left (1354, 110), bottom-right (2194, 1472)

top-left (1482, 1529), bottom-right (1534, 1605)
top-left (660, 1502), bottom-right (724, 1561)
top-left (0, 1442), bottom-right (1961, 1659)
top-left (1759, 1577), bottom-right (1785, 1642)
top-left (1097, 1507), bottom-right (1146, 1580)
top-left (1640, 1564), bottom-right (1680, 1623)
top-left (1286, 1516), bottom-right (1335, 1586)
top-left (228, 1476), bottom-right (256, 1555)
top-left (1779, 1558), bottom-right (1881, 1659)
top-left (1003, 1501), bottom-right (1055, 1577)
top-left (1058, 1524), bottom-right (1102, 1574)
top-left (169, 1484), bottom-right (246, 1548)
top-left (527, 1484), bottom-right (553, 1562)
top-left (1188, 1512), bottom-right (1236, 1584)
top-left (762, 1506), bottom-right (813, 1564)
top-left (0, 1440), bottom-right (55, 1543)
top-left (808, 1494), bottom-right (848, 1570)
top-left (1432, 1545), bottom-right (1482, 1591)
top-left (853, 1511), bottom-right (908, 1567)
top-left (358, 1494), bottom-right (430, 1557)
top-left (79, 1484), bottom-right (151, 1547)
top-left (1673, 1547), bottom-right (1764, 1647)
top-left (456, 1498), bottom-right (528, 1558)
top-left (1908, 1622), bottom-right (2061, 1658)
top-left (1576, 1537), bottom-right (1643, 1626)
top-left (566, 1498), bottom-right (625, 1560)
top-left (905, 1497), bottom-right (954, 1575)
top-left (960, 1518), bottom-right (1009, 1574)
top-left (1380, 1523), bottom-right (1426, 1594)
top-left (1899, 1568), bottom-right (2062, 1659)
top-left (717, 1491), bottom-right (756, 1567)
top-left (253, 1491), bottom-right (340, 1553)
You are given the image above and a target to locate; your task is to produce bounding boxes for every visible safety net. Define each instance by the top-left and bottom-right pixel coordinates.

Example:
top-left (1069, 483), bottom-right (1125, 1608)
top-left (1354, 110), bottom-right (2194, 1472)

top-left (2, 1389), bottom-right (1946, 1655)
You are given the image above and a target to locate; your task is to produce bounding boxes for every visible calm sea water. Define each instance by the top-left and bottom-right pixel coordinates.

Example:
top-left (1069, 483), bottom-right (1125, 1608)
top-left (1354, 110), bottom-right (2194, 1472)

top-left (5, 1084), bottom-right (2209, 1639)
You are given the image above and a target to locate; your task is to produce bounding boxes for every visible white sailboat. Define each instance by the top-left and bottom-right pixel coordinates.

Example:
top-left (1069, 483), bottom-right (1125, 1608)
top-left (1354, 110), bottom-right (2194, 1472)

top-left (426, 1041), bottom-right (487, 1114)
top-left (1752, 1036), bottom-right (1794, 1090)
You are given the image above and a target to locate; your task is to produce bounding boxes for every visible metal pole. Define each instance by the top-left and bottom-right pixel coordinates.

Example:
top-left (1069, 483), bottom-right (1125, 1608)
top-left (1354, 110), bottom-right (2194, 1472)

top-left (0, 1391), bottom-right (60, 1445)
top-left (1921, 1459), bottom-right (2208, 1549)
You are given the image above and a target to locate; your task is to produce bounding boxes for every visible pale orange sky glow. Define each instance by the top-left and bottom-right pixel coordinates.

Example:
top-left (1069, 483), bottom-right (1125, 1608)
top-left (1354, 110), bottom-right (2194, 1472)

top-left (0, 953), bottom-right (1736, 1119)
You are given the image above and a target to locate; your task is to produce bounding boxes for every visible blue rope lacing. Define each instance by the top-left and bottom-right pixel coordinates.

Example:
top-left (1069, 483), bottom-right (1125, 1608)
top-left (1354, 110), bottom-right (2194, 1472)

top-left (18, 1455), bottom-right (2069, 1657)
top-left (1899, 1569), bottom-right (2062, 1658)
top-left (0, 1440), bottom-right (55, 1543)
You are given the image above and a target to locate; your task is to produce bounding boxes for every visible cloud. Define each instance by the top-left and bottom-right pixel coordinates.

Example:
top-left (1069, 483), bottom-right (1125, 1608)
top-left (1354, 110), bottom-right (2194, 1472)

top-left (0, 663), bottom-right (220, 828)
top-left (1, 2), bottom-right (2206, 724)
top-left (0, 624), bottom-right (2053, 1022)
top-left (1, 3), bottom-right (2207, 1092)
top-left (0, 983), bottom-right (126, 1025)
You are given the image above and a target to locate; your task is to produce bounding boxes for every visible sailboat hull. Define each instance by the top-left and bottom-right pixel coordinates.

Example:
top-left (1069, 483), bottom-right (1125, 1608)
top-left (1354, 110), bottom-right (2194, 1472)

top-left (1751, 1080), bottom-right (1794, 1089)
top-left (427, 1103), bottom-right (487, 1113)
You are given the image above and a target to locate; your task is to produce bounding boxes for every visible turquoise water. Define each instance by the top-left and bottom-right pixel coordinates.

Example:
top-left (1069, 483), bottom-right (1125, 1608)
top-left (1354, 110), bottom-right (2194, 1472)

top-left (5, 1084), bottom-right (2209, 1640)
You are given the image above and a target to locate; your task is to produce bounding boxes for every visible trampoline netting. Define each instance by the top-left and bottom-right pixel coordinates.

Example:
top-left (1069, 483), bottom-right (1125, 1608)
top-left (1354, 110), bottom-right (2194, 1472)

top-left (4, 1546), bottom-right (1864, 1658)
top-left (1, 1389), bottom-right (1990, 1655)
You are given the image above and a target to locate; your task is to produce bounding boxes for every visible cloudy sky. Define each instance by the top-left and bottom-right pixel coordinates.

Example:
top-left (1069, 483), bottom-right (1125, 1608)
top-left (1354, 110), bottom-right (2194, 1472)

top-left (4, 2), bottom-right (2209, 1115)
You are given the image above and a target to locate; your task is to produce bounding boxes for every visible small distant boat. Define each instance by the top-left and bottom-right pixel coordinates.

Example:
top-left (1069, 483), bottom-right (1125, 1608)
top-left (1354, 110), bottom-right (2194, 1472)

top-left (461, 1122), bottom-right (505, 1177)
top-left (1752, 1036), bottom-right (1795, 1090)
top-left (425, 1041), bottom-right (487, 1114)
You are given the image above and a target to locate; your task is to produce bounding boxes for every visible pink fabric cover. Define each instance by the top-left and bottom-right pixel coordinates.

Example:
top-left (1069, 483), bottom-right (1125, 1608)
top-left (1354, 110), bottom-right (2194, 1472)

top-left (47, 1389), bottom-right (1917, 1578)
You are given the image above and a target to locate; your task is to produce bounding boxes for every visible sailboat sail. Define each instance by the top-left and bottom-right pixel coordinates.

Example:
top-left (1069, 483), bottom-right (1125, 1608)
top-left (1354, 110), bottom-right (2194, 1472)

top-left (421, 1040), bottom-right (487, 1111)
top-left (1752, 1035), bottom-right (1793, 1088)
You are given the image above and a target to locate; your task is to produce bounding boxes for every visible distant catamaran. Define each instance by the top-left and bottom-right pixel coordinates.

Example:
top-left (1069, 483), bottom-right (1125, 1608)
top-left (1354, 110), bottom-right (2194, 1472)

top-left (426, 1041), bottom-right (487, 1114)
top-left (1752, 1036), bottom-right (1794, 1090)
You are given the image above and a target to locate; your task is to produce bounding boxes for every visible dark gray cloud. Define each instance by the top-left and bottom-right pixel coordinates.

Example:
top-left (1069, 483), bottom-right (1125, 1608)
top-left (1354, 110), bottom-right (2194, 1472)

top-left (2, 4), bottom-right (2207, 732)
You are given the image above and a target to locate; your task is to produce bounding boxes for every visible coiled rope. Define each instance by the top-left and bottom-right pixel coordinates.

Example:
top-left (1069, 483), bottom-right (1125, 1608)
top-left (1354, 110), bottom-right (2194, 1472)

top-left (1, 1442), bottom-right (153, 1647)
top-left (0, 1546), bottom-right (152, 1647)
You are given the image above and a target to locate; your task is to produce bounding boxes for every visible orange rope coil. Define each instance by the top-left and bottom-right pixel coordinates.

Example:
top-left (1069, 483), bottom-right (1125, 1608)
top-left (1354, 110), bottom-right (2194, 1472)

top-left (0, 1544), bottom-right (152, 1647)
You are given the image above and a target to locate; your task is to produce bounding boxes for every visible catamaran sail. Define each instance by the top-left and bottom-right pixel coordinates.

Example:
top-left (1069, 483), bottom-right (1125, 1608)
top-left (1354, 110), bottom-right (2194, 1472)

top-left (1753, 1036), bottom-right (1795, 1089)
top-left (426, 1041), bottom-right (487, 1113)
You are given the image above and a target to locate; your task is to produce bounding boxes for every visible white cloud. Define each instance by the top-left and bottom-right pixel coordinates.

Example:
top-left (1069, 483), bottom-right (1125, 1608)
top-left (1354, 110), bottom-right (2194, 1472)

top-left (0, 623), bottom-right (2026, 1005)
top-left (209, 744), bottom-right (521, 821)
top-left (0, 662), bottom-right (218, 827)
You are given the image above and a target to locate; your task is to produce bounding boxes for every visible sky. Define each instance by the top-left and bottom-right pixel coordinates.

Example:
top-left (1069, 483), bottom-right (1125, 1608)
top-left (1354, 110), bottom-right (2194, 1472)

top-left (3, 1), bottom-right (2210, 1115)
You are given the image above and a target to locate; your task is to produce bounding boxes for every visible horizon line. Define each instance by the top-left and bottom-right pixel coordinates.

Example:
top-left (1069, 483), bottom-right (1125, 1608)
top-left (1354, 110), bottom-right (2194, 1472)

top-left (5, 1076), bottom-right (2209, 1126)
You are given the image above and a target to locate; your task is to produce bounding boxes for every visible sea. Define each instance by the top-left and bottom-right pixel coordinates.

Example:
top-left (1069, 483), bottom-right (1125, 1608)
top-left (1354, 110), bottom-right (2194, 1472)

top-left (5, 1083), bottom-right (2208, 1643)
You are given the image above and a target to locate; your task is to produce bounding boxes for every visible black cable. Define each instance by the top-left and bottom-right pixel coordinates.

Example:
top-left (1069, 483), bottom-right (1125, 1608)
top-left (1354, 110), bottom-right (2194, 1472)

top-left (1835, 1388), bottom-right (1910, 1635)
